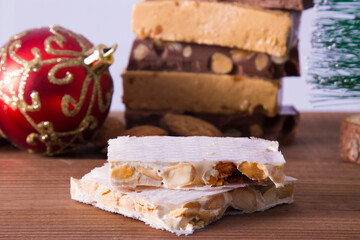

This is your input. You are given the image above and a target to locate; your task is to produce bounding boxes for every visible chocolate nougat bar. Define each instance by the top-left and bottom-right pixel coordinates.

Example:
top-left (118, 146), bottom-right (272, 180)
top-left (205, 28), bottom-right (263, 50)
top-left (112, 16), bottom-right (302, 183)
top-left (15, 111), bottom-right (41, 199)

top-left (71, 164), bottom-right (296, 235)
top-left (128, 38), bottom-right (300, 79)
top-left (108, 136), bottom-right (287, 189)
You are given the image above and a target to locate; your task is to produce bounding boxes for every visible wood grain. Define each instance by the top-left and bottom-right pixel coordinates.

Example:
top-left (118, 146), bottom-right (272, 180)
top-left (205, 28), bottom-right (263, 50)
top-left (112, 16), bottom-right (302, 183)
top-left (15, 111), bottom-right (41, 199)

top-left (1, 112), bottom-right (360, 239)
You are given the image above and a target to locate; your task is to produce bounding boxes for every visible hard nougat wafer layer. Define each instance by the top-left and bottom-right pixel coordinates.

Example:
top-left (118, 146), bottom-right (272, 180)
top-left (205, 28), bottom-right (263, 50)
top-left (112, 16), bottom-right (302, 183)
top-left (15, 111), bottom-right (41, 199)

top-left (125, 106), bottom-right (300, 145)
top-left (127, 38), bottom-right (300, 79)
top-left (122, 71), bottom-right (281, 117)
top-left (133, 1), bottom-right (293, 56)
top-left (71, 164), bottom-right (296, 235)
top-left (147, 0), bottom-right (314, 11)
top-left (108, 136), bottom-right (286, 189)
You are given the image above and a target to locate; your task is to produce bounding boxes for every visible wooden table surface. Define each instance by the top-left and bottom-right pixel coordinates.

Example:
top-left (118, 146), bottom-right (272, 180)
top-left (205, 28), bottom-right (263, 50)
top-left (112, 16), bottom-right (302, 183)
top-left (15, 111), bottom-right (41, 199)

top-left (1, 112), bottom-right (360, 239)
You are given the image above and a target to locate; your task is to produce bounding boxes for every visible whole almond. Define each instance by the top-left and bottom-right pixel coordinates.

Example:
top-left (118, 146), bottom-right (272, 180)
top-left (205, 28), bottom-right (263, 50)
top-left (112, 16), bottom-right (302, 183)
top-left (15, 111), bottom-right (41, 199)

top-left (161, 114), bottom-right (223, 137)
top-left (92, 116), bottom-right (125, 148)
top-left (122, 125), bottom-right (168, 137)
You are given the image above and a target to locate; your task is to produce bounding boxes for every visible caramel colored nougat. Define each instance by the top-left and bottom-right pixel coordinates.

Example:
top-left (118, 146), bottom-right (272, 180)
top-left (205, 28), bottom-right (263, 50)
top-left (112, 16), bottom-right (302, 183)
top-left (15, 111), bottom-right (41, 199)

top-left (132, 1), bottom-right (293, 56)
top-left (122, 71), bottom-right (280, 117)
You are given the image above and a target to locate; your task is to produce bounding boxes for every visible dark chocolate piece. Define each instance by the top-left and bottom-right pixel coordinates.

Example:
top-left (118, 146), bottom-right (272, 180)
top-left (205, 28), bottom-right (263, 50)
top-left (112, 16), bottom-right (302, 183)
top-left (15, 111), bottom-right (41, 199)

top-left (210, 0), bottom-right (314, 11)
top-left (127, 39), bottom-right (300, 79)
top-left (147, 0), bottom-right (314, 11)
top-left (125, 106), bottom-right (300, 145)
top-left (216, 0), bottom-right (314, 11)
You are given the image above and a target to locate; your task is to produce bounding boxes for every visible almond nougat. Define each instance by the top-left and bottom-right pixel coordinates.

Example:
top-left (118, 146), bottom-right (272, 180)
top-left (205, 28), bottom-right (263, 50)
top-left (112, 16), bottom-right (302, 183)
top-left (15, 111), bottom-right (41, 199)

top-left (108, 136), bottom-right (286, 189)
top-left (71, 164), bottom-right (296, 236)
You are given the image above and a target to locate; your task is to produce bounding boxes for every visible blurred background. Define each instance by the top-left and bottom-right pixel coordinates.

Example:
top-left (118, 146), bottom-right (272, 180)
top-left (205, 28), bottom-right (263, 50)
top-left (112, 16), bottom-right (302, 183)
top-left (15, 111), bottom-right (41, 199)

top-left (0, 0), bottom-right (358, 112)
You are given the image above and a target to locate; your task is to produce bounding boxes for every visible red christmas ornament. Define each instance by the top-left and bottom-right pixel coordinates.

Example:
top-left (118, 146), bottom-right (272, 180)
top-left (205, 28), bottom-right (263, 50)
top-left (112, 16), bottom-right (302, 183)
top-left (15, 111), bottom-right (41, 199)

top-left (0, 26), bottom-right (117, 155)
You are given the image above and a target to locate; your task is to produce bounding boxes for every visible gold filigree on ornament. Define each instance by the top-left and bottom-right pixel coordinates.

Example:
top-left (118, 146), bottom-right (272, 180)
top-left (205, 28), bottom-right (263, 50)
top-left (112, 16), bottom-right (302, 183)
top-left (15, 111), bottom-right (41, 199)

top-left (46, 27), bottom-right (87, 57)
top-left (61, 74), bottom-right (92, 117)
top-left (0, 128), bottom-right (6, 138)
top-left (0, 25), bottom-right (114, 155)
top-left (0, 30), bottom-right (31, 71)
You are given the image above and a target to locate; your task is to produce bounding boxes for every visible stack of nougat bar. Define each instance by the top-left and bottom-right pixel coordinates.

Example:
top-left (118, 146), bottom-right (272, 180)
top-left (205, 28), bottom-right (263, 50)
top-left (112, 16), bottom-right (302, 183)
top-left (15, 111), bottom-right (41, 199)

top-left (71, 136), bottom-right (296, 235)
top-left (122, 0), bottom-right (313, 145)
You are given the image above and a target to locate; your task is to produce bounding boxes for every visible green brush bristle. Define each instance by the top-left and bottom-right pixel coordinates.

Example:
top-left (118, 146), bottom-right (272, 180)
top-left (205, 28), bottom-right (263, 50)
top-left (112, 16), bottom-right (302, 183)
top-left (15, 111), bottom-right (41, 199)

top-left (309, 0), bottom-right (360, 103)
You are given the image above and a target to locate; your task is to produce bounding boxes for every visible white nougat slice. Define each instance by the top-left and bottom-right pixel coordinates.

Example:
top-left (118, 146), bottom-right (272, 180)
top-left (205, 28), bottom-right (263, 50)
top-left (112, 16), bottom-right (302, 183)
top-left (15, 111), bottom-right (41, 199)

top-left (108, 136), bottom-right (286, 189)
top-left (71, 164), bottom-right (296, 236)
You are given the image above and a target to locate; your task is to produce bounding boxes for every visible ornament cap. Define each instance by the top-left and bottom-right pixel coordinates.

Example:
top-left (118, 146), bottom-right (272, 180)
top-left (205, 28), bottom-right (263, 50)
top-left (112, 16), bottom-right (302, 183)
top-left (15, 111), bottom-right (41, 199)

top-left (84, 44), bottom-right (117, 73)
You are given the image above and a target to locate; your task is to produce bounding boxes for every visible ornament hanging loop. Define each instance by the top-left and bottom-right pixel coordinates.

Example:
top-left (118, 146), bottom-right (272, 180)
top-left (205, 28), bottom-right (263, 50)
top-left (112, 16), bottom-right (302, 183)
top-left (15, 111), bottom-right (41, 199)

top-left (84, 44), bottom-right (117, 73)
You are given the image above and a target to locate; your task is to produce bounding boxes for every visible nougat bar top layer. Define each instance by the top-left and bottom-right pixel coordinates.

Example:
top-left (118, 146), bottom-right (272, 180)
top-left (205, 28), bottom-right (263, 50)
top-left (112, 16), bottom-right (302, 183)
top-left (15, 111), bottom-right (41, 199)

top-left (132, 1), bottom-right (293, 56)
top-left (108, 136), bottom-right (286, 188)
top-left (108, 136), bottom-right (284, 164)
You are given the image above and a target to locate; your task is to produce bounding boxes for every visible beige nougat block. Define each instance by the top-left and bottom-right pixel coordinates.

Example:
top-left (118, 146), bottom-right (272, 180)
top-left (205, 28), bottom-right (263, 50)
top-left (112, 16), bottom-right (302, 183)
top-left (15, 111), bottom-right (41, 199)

top-left (132, 1), bottom-right (292, 56)
top-left (108, 136), bottom-right (286, 189)
top-left (122, 71), bottom-right (280, 117)
top-left (71, 164), bottom-right (296, 236)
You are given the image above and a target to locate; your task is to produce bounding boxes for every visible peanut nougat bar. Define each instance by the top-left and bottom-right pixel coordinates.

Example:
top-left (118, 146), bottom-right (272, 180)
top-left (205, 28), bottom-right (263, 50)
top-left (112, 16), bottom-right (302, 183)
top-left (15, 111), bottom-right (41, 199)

top-left (122, 71), bottom-right (281, 117)
top-left (108, 136), bottom-right (286, 189)
top-left (132, 1), bottom-right (294, 56)
top-left (71, 164), bottom-right (296, 235)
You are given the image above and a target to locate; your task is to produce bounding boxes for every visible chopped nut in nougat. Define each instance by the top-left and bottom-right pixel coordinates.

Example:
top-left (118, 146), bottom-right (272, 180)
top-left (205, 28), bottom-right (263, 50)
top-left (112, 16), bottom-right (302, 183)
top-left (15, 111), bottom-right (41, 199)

top-left (137, 166), bottom-right (163, 181)
top-left (230, 49), bottom-right (255, 62)
top-left (111, 165), bottom-right (134, 180)
top-left (165, 163), bottom-right (196, 188)
top-left (203, 194), bottom-right (226, 210)
top-left (108, 136), bottom-right (287, 189)
top-left (183, 46), bottom-right (192, 58)
top-left (133, 44), bottom-right (150, 61)
top-left (271, 55), bottom-right (289, 64)
top-left (255, 54), bottom-right (270, 71)
top-left (232, 188), bottom-right (257, 212)
top-left (238, 162), bottom-right (269, 180)
top-left (215, 162), bottom-right (237, 179)
top-left (211, 53), bottom-right (233, 74)
top-left (71, 164), bottom-right (296, 236)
